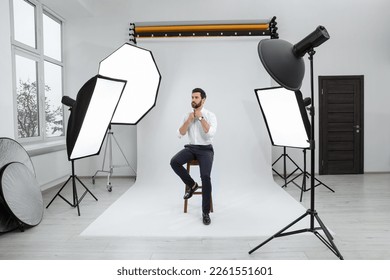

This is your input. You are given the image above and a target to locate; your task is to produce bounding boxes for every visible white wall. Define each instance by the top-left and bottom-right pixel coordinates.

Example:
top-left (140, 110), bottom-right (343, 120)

top-left (63, 0), bottom-right (390, 173)
top-left (30, 150), bottom-right (69, 190)
top-left (1, 0), bottom-right (390, 190)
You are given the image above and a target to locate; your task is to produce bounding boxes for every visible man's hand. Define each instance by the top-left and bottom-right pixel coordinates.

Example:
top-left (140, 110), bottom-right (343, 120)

top-left (193, 109), bottom-right (203, 119)
top-left (179, 112), bottom-right (195, 136)
top-left (187, 111), bottom-right (196, 122)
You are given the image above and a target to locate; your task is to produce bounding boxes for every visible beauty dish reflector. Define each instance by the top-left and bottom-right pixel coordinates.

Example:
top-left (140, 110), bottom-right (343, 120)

top-left (98, 43), bottom-right (161, 125)
top-left (66, 75), bottom-right (126, 160)
top-left (258, 39), bottom-right (305, 91)
top-left (255, 87), bottom-right (310, 149)
top-left (0, 162), bottom-right (43, 227)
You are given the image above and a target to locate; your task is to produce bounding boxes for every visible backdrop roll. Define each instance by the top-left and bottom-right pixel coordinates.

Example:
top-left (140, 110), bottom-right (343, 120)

top-left (82, 37), bottom-right (307, 238)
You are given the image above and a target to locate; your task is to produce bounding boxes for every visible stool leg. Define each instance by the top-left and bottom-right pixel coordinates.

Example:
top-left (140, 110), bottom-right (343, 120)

top-left (184, 191), bottom-right (188, 213)
top-left (184, 162), bottom-right (190, 213)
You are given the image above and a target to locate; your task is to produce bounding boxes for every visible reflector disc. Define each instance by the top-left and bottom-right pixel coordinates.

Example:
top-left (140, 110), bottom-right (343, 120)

top-left (0, 162), bottom-right (43, 227)
top-left (0, 138), bottom-right (36, 232)
top-left (0, 137), bottom-right (35, 175)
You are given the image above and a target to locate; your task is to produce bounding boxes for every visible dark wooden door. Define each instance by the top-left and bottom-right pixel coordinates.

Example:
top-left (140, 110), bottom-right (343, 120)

top-left (319, 76), bottom-right (364, 174)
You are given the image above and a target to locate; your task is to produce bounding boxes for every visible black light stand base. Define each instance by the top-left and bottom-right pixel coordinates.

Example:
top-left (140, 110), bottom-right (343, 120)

top-left (248, 209), bottom-right (344, 260)
top-left (273, 148), bottom-right (334, 202)
top-left (46, 161), bottom-right (98, 216)
top-left (272, 146), bottom-right (303, 188)
top-left (292, 173), bottom-right (335, 202)
top-left (289, 149), bottom-right (335, 202)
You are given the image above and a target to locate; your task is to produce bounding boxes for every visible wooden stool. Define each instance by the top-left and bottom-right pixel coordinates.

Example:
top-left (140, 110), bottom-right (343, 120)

top-left (184, 159), bottom-right (213, 213)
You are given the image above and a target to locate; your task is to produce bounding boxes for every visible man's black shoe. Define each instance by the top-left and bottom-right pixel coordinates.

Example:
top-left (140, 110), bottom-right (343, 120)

top-left (202, 213), bottom-right (211, 225)
top-left (183, 183), bottom-right (199, 199)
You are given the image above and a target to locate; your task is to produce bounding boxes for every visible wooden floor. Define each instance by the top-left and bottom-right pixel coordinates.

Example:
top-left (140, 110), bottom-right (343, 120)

top-left (0, 173), bottom-right (389, 260)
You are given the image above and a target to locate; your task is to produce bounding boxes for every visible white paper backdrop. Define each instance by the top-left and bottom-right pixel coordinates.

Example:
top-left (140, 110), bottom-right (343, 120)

top-left (82, 37), bottom-right (308, 238)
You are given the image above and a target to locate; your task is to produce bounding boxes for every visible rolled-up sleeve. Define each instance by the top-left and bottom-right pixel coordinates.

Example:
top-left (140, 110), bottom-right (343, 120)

top-left (205, 111), bottom-right (217, 138)
top-left (177, 114), bottom-right (188, 138)
top-left (177, 128), bottom-right (184, 138)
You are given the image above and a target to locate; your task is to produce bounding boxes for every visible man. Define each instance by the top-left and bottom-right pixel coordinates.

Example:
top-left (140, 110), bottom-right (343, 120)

top-left (170, 88), bottom-right (217, 225)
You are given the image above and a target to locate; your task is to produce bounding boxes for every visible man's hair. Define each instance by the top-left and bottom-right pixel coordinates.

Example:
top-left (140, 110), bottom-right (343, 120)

top-left (192, 88), bottom-right (206, 99)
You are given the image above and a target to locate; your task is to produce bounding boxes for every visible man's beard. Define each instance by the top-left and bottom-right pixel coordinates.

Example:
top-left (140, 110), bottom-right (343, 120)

top-left (191, 101), bottom-right (202, 109)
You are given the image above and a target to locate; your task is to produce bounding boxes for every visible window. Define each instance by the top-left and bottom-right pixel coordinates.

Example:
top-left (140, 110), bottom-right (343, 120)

top-left (14, 53), bottom-right (39, 138)
top-left (11, 0), bottom-right (65, 143)
top-left (12, 0), bottom-right (36, 49)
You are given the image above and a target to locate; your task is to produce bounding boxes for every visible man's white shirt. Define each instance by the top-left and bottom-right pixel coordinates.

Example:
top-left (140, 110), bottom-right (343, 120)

top-left (177, 108), bottom-right (217, 145)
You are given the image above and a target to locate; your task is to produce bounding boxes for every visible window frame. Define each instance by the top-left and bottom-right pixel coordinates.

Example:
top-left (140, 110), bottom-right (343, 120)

top-left (10, 0), bottom-right (66, 146)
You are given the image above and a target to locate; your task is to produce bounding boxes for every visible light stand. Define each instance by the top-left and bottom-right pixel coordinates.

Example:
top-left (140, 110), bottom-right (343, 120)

top-left (290, 148), bottom-right (335, 202)
top-left (91, 43), bottom-right (161, 190)
top-left (273, 146), bottom-right (334, 202)
top-left (46, 75), bottom-right (126, 215)
top-left (46, 160), bottom-right (97, 216)
top-left (249, 26), bottom-right (343, 259)
top-left (92, 124), bottom-right (137, 192)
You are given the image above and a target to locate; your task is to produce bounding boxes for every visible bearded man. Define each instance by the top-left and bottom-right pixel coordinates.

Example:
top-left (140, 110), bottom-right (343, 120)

top-left (170, 88), bottom-right (217, 225)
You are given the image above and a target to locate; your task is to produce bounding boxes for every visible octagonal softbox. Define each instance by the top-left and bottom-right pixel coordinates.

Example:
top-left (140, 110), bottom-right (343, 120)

top-left (0, 138), bottom-right (43, 232)
top-left (98, 43), bottom-right (161, 125)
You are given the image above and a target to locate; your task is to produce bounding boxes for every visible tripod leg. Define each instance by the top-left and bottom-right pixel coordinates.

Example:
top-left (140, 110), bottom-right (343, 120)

top-left (46, 176), bottom-right (72, 208)
top-left (76, 176), bottom-right (98, 201)
top-left (107, 132), bottom-right (113, 190)
top-left (314, 177), bottom-right (335, 192)
top-left (299, 149), bottom-right (308, 202)
top-left (112, 133), bottom-right (137, 175)
top-left (72, 174), bottom-right (81, 216)
top-left (272, 154), bottom-right (284, 166)
top-left (107, 169), bottom-right (112, 192)
top-left (272, 154), bottom-right (287, 183)
top-left (272, 168), bottom-right (285, 181)
top-left (313, 213), bottom-right (344, 259)
top-left (283, 154), bottom-right (304, 188)
top-left (249, 211), bottom-right (309, 254)
top-left (300, 178), bottom-right (305, 202)
top-left (283, 147), bottom-right (287, 188)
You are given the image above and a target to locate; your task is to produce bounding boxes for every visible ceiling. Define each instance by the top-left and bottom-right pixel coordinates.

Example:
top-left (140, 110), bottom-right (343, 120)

top-left (39, 0), bottom-right (135, 19)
